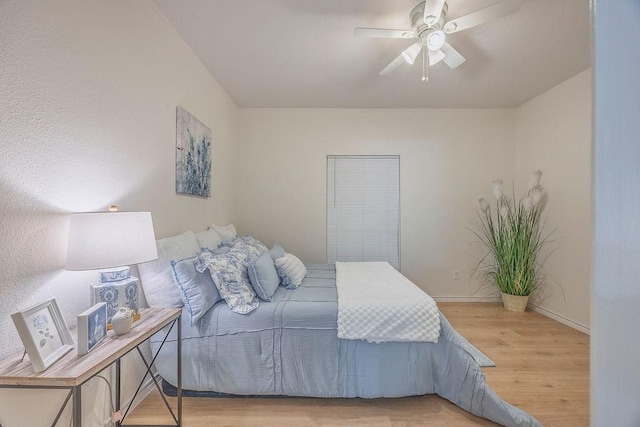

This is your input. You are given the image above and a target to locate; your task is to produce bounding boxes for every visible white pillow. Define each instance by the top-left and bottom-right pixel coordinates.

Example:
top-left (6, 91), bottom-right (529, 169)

top-left (209, 224), bottom-right (237, 242)
top-left (138, 231), bottom-right (201, 308)
top-left (275, 253), bottom-right (307, 289)
top-left (195, 229), bottom-right (222, 250)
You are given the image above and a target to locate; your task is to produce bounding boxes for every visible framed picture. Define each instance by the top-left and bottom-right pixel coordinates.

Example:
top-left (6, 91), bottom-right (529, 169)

top-left (77, 302), bottom-right (107, 355)
top-left (11, 298), bottom-right (74, 373)
top-left (175, 106), bottom-right (212, 197)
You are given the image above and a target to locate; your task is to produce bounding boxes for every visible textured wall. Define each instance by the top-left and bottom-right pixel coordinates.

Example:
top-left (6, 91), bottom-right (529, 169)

top-left (515, 69), bottom-right (592, 330)
top-left (0, 1), bottom-right (238, 423)
top-left (236, 108), bottom-right (517, 299)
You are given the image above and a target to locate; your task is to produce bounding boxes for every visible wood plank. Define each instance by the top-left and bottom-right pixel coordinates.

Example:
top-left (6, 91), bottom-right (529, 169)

top-left (0, 308), bottom-right (181, 387)
top-left (126, 303), bottom-right (589, 426)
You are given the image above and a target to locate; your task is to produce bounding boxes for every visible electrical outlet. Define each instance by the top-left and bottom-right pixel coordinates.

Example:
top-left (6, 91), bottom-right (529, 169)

top-left (453, 269), bottom-right (461, 280)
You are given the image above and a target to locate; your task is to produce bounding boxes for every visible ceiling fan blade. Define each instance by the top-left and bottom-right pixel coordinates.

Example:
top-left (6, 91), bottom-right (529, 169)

top-left (443, 0), bottom-right (522, 34)
top-left (354, 28), bottom-right (415, 39)
top-left (440, 42), bottom-right (466, 69)
top-left (428, 50), bottom-right (446, 66)
top-left (379, 54), bottom-right (406, 76)
top-left (423, 0), bottom-right (445, 26)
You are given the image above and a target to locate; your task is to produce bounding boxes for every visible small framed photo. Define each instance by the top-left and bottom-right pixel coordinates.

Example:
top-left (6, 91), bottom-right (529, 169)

top-left (77, 302), bottom-right (107, 355)
top-left (11, 298), bottom-right (74, 373)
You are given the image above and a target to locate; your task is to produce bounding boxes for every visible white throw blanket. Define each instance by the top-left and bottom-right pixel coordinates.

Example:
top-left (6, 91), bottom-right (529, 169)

top-left (335, 262), bottom-right (441, 343)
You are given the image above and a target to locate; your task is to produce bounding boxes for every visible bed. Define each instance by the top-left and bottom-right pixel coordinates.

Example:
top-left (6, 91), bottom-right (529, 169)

top-left (138, 229), bottom-right (541, 427)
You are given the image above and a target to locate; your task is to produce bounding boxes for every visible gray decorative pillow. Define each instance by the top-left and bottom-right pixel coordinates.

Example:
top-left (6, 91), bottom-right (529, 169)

top-left (196, 246), bottom-right (259, 314)
top-left (269, 244), bottom-right (286, 262)
top-left (248, 251), bottom-right (280, 301)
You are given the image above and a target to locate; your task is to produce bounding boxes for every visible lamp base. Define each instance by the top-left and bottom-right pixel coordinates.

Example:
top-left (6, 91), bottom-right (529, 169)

top-left (90, 276), bottom-right (139, 325)
top-left (98, 266), bottom-right (131, 283)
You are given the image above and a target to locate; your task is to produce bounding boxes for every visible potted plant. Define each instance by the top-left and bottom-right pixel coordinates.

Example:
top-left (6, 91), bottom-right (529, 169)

top-left (472, 170), bottom-right (552, 312)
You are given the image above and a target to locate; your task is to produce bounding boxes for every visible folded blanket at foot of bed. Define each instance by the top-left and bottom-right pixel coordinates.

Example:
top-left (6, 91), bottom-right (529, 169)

top-left (335, 261), bottom-right (440, 343)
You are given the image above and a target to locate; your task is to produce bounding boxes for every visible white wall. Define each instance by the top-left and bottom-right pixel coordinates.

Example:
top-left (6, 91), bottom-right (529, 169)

top-left (515, 69), bottom-right (592, 331)
top-left (237, 108), bottom-right (516, 299)
top-left (592, 1), bottom-right (640, 425)
top-left (0, 0), bottom-right (238, 425)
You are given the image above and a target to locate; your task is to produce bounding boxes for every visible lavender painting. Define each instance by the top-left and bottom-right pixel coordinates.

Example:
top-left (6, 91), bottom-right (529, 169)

top-left (176, 106), bottom-right (212, 197)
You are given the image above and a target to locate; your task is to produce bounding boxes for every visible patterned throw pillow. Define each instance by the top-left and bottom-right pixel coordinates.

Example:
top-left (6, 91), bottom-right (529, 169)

top-left (275, 253), bottom-right (307, 289)
top-left (241, 236), bottom-right (268, 259)
top-left (196, 246), bottom-right (259, 314)
top-left (219, 236), bottom-right (268, 262)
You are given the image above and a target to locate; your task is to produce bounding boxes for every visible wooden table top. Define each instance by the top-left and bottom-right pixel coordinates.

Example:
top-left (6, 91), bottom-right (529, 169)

top-left (0, 307), bottom-right (181, 387)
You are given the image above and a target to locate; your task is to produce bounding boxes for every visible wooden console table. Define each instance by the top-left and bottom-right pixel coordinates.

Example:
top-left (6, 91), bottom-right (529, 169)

top-left (0, 307), bottom-right (182, 427)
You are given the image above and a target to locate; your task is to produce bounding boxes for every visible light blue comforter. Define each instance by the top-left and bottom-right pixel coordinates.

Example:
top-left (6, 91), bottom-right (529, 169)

top-left (151, 264), bottom-right (540, 426)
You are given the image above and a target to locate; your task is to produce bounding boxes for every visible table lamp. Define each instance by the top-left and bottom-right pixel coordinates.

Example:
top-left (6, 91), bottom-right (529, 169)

top-left (66, 208), bottom-right (158, 326)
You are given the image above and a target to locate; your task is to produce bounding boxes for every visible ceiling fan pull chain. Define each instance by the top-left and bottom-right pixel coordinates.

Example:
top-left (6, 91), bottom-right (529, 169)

top-left (422, 48), bottom-right (429, 82)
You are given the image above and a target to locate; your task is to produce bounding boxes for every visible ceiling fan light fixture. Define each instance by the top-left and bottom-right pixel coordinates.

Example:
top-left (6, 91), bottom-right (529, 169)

top-left (401, 43), bottom-right (422, 65)
top-left (426, 30), bottom-right (446, 51)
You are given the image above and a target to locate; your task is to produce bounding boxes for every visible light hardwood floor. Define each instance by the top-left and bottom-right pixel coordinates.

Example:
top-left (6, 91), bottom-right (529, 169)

top-left (126, 303), bottom-right (589, 426)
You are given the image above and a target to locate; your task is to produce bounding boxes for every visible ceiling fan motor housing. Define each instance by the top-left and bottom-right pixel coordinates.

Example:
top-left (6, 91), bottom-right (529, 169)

top-left (410, 1), bottom-right (448, 49)
top-left (410, 1), bottom-right (448, 33)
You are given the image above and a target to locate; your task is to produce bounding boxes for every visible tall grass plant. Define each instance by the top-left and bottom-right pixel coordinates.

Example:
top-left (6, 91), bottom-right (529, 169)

top-left (472, 170), bottom-right (552, 296)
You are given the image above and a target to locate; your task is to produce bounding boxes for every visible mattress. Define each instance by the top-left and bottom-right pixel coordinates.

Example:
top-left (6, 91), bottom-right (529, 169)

top-left (150, 264), bottom-right (540, 426)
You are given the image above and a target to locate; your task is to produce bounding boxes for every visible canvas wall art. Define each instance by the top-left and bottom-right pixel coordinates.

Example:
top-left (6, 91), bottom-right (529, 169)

top-left (176, 106), bottom-right (212, 197)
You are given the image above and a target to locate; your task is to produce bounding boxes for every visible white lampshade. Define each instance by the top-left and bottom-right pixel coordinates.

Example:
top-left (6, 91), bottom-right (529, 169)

top-left (66, 211), bottom-right (158, 271)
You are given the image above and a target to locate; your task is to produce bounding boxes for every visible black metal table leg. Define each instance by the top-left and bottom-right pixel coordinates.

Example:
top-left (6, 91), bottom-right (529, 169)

top-left (72, 385), bottom-right (81, 427)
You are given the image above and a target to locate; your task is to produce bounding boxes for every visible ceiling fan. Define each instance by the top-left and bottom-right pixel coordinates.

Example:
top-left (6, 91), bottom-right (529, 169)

top-left (354, 0), bottom-right (522, 82)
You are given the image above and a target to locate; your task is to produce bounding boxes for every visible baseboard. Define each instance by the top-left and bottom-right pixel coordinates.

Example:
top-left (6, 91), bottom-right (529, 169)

top-left (433, 296), bottom-right (591, 335)
top-left (433, 295), bottom-right (500, 303)
top-left (527, 303), bottom-right (591, 335)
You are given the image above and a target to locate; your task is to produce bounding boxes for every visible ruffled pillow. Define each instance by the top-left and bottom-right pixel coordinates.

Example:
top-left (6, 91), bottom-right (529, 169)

top-left (196, 245), bottom-right (259, 314)
top-left (171, 254), bottom-right (221, 325)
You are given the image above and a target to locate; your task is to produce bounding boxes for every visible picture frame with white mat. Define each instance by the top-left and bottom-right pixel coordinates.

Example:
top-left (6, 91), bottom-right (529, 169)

top-left (11, 297), bottom-right (74, 373)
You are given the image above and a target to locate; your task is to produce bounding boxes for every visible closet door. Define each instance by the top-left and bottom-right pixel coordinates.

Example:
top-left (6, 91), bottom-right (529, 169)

top-left (327, 155), bottom-right (400, 269)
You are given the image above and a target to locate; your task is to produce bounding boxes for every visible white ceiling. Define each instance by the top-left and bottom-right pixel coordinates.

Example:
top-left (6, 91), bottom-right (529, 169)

top-left (154, 0), bottom-right (591, 108)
